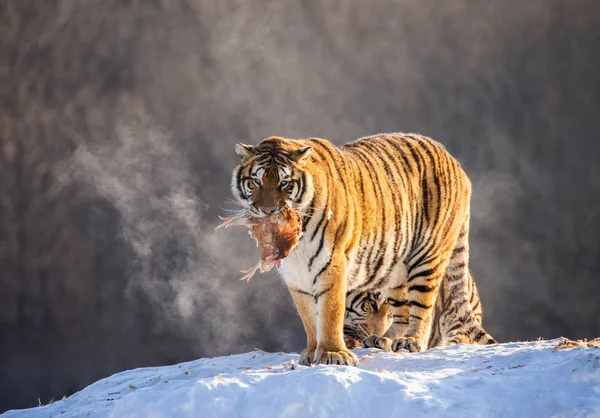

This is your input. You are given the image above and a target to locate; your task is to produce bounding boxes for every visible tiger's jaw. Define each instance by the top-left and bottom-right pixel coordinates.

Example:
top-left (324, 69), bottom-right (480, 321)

top-left (248, 203), bottom-right (289, 218)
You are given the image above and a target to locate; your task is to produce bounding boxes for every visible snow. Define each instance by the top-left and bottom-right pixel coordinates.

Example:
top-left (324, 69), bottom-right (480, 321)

top-left (3, 339), bottom-right (600, 418)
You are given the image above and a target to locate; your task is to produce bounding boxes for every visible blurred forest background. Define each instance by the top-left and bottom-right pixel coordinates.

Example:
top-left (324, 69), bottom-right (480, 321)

top-left (1, 0), bottom-right (599, 412)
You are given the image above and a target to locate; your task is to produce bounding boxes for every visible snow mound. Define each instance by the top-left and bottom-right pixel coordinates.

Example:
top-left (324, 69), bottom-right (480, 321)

top-left (3, 339), bottom-right (600, 418)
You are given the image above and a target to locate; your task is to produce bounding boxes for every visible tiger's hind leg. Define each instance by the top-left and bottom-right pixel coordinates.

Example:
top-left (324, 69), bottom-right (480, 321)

top-left (389, 215), bottom-right (475, 353)
top-left (442, 225), bottom-right (496, 346)
top-left (389, 251), bottom-right (450, 353)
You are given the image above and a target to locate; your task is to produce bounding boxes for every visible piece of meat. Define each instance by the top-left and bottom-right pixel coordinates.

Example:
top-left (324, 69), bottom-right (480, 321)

top-left (216, 209), bottom-right (302, 281)
top-left (344, 335), bottom-right (363, 349)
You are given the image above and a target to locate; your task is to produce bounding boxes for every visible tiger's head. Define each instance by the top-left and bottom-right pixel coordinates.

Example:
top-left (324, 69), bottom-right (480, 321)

top-left (343, 291), bottom-right (393, 349)
top-left (231, 137), bottom-right (314, 217)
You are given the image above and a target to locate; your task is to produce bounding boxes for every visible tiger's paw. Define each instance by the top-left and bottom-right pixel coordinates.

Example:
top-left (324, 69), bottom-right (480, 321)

top-left (391, 336), bottom-right (421, 353)
top-left (361, 334), bottom-right (392, 351)
top-left (314, 346), bottom-right (358, 366)
top-left (299, 347), bottom-right (316, 366)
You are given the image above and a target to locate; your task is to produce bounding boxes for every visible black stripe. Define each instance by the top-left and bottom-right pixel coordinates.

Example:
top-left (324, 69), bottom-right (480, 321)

top-left (473, 330), bottom-right (486, 341)
top-left (421, 176), bottom-right (429, 223)
top-left (235, 167), bottom-right (246, 199)
top-left (345, 306), bottom-right (360, 316)
top-left (407, 251), bottom-right (435, 273)
top-left (449, 323), bottom-right (462, 332)
top-left (405, 139), bottom-right (423, 177)
top-left (302, 197), bottom-right (316, 233)
top-left (407, 266), bottom-right (440, 283)
top-left (452, 246), bottom-right (466, 255)
top-left (388, 298), bottom-right (408, 308)
top-left (384, 136), bottom-right (414, 175)
top-left (290, 288), bottom-right (312, 296)
top-left (416, 138), bottom-right (442, 222)
top-left (314, 285), bottom-right (333, 302)
top-left (409, 314), bottom-right (424, 321)
top-left (408, 285), bottom-right (435, 293)
top-left (409, 301), bottom-right (432, 309)
top-left (447, 262), bottom-right (466, 272)
top-left (308, 227), bottom-right (327, 269)
top-left (296, 172), bottom-right (307, 204)
top-left (304, 147), bottom-right (330, 241)
top-left (349, 292), bottom-right (367, 307)
top-left (311, 211), bottom-right (327, 241)
top-left (404, 139), bottom-right (426, 257)
top-left (470, 288), bottom-right (477, 303)
top-left (335, 220), bottom-right (347, 243)
top-left (312, 257), bottom-right (332, 286)
top-left (273, 155), bottom-right (288, 166)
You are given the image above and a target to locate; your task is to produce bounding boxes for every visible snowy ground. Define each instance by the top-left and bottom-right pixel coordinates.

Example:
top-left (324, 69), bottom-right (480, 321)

top-left (3, 339), bottom-right (600, 418)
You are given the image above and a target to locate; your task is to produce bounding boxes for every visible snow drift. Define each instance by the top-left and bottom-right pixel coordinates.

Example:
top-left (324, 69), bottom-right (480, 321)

top-left (3, 339), bottom-right (599, 418)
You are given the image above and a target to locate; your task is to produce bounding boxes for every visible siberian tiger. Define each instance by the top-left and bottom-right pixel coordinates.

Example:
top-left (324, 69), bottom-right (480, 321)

top-left (343, 291), bottom-right (392, 349)
top-left (231, 133), bottom-right (496, 366)
top-left (344, 270), bottom-right (491, 350)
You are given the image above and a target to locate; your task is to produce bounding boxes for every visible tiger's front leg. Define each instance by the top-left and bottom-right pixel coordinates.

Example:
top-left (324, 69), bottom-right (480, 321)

top-left (313, 251), bottom-right (358, 366)
top-left (289, 289), bottom-right (317, 366)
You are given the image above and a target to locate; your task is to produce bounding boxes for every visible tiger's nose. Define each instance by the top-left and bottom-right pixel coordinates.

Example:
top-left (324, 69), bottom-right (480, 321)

top-left (263, 207), bottom-right (277, 215)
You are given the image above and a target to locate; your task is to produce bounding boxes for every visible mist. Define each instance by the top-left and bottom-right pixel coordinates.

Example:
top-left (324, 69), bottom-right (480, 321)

top-left (1, 0), bottom-right (599, 412)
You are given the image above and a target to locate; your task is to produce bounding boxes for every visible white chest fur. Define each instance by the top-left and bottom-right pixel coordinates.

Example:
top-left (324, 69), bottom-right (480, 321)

top-left (276, 232), bottom-right (332, 293)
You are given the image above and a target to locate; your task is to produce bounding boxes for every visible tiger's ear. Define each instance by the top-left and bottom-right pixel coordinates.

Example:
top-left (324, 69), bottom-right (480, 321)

top-left (235, 142), bottom-right (256, 159)
top-left (290, 146), bottom-right (313, 164)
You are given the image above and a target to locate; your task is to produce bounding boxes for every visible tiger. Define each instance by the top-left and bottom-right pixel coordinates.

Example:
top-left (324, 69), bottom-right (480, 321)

top-left (343, 291), bottom-right (392, 349)
top-left (231, 133), bottom-right (497, 366)
top-left (343, 269), bottom-right (491, 350)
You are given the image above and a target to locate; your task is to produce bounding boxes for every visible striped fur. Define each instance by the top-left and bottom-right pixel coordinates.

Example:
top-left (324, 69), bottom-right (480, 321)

top-left (344, 270), bottom-right (492, 350)
top-left (231, 133), bottom-right (497, 366)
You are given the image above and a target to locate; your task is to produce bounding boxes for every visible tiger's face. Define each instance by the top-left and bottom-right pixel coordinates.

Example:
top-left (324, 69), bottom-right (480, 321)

top-left (344, 291), bottom-right (393, 349)
top-left (231, 137), bottom-right (314, 217)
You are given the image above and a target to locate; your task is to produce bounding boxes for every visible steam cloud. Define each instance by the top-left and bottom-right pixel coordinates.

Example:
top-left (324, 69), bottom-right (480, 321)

top-left (56, 110), bottom-right (301, 355)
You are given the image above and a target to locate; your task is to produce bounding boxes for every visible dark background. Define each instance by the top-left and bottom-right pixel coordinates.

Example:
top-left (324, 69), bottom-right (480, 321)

top-left (1, 0), bottom-right (599, 412)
